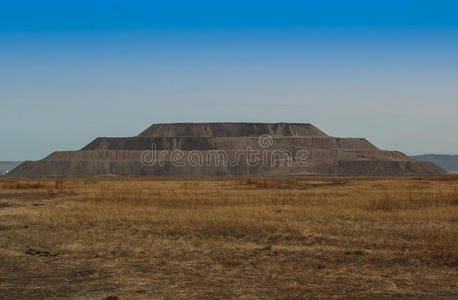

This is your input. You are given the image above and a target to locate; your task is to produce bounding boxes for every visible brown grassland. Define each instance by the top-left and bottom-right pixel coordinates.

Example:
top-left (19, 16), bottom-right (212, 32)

top-left (0, 177), bottom-right (457, 299)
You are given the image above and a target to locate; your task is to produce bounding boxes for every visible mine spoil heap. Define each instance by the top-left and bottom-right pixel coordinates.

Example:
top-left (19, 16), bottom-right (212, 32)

top-left (9, 123), bottom-right (446, 177)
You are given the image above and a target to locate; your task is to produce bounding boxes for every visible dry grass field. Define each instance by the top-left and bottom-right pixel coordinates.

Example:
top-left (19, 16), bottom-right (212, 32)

top-left (0, 177), bottom-right (457, 299)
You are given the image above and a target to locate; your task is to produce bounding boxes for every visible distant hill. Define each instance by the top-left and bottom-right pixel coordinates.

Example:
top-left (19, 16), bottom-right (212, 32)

top-left (0, 161), bottom-right (22, 176)
top-left (411, 155), bottom-right (458, 173)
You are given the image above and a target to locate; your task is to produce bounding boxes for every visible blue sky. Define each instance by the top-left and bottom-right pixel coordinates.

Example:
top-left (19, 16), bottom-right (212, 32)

top-left (1, 1), bottom-right (458, 160)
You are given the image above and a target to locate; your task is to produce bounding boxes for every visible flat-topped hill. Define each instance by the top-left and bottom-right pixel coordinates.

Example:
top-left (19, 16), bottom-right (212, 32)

top-left (138, 122), bottom-right (328, 137)
top-left (8, 122), bottom-right (446, 177)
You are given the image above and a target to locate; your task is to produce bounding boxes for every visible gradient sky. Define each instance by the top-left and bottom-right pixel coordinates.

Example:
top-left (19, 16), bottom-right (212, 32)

top-left (1, 1), bottom-right (458, 160)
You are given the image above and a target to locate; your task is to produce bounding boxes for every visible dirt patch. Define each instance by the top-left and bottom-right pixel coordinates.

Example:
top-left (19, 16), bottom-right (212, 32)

top-left (0, 192), bottom-right (48, 200)
top-left (25, 248), bottom-right (57, 257)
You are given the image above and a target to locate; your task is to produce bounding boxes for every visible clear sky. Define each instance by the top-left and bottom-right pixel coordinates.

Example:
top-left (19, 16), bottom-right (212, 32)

top-left (1, 1), bottom-right (457, 160)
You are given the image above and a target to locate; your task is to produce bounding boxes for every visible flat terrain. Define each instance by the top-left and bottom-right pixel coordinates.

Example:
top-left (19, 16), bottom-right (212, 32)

top-left (0, 177), bottom-right (457, 299)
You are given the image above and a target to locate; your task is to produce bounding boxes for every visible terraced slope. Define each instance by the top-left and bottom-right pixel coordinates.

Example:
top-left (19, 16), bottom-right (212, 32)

top-left (8, 123), bottom-right (446, 177)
